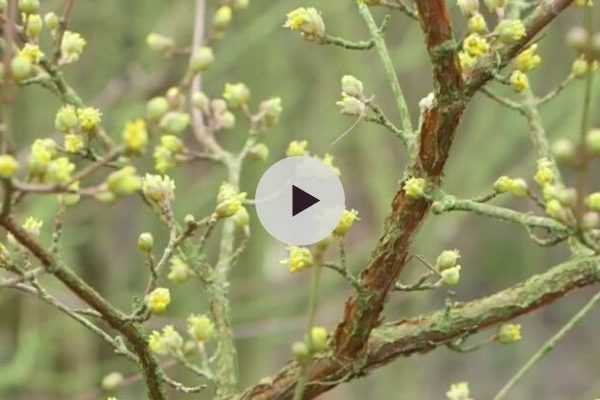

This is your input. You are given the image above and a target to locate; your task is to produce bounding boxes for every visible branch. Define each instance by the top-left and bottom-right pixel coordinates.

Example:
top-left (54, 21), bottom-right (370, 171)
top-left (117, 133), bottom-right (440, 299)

top-left (240, 256), bottom-right (600, 399)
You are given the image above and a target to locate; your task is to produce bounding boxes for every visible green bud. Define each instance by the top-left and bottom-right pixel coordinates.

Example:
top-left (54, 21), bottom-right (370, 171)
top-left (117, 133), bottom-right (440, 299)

top-left (190, 47), bottom-right (215, 73)
top-left (165, 87), bottom-right (184, 109)
top-left (44, 12), bottom-right (59, 31)
top-left (308, 326), bottom-right (328, 353)
top-left (551, 138), bottom-right (576, 162)
top-left (146, 97), bottom-right (169, 121)
top-left (187, 314), bottom-right (215, 342)
top-left (497, 323), bottom-right (522, 344)
top-left (248, 143), bottom-right (269, 161)
top-left (440, 265), bottom-right (461, 286)
top-left (586, 193), bottom-right (600, 212)
top-left (55, 105), bottom-right (79, 132)
top-left (192, 91), bottom-right (210, 114)
top-left (10, 56), bottom-right (33, 81)
top-left (26, 14), bottom-right (43, 39)
top-left (106, 166), bottom-right (142, 196)
top-left (19, 0), bottom-right (40, 14)
top-left (184, 214), bottom-right (195, 225)
top-left (292, 341), bottom-right (310, 363)
top-left (218, 111), bottom-right (236, 130)
top-left (341, 75), bottom-right (364, 98)
top-left (586, 129), bottom-right (600, 155)
top-left (223, 82), bottom-right (250, 108)
top-left (213, 6), bottom-right (233, 29)
top-left (137, 232), bottom-right (154, 253)
top-left (495, 19), bottom-right (526, 44)
top-left (572, 57), bottom-right (589, 78)
top-left (259, 97), bottom-right (283, 127)
top-left (212, 99), bottom-right (228, 115)
top-left (101, 372), bottom-right (124, 391)
top-left (146, 33), bottom-right (174, 53)
top-left (436, 250), bottom-right (460, 271)
top-left (160, 112), bottom-right (191, 135)
top-left (336, 95), bottom-right (365, 116)
top-left (545, 199), bottom-right (566, 220)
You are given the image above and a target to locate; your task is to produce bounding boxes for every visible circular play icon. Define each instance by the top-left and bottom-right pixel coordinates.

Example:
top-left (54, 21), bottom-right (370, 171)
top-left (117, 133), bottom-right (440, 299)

top-left (254, 156), bottom-right (346, 245)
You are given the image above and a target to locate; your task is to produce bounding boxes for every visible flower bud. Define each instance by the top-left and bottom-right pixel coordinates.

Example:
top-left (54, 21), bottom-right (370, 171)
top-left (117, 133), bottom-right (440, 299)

top-left (26, 14), bottom-right (43, 39)
top-left (61, 31), bottom-right (86, 63)
top-left (44, 12), bottom-right (59, 31)
top-left (447, 382), bottom-right (471, 400)
top-left (333, 209), bottom-right (359, 237)
top-left (190, 47), bottom-right (215, 73)
top-left (441, 265), bottom-right (461, 286)
top-left (192, 91), bottom-right (210, 114)
top-left (168, 257), bottom-right (193, 283)
top-left (336, 95), bottom-right (365, 116)
top-left (213, 6), bottom-right (233, 29)
top-left (160, 112), bottom-right (191, 135)
top-left (286, 140), bottom-right (309, 157)
top-left (308, 326), bottom-right (328, 352)
top-left (143, 174), bottom-right (176, 204)
top-left (341, 75), bottom-right (364, 98)
top-left (146, 288), bottom-right (171, 314)
top-left (248, 143), bottom-right (269, 161)
top-left (494, 176), bottom-right (528, 197)
top-left (0, 154), bottom-right (19, 178)
top-left (586, 193), bottom-right (600, 212)
top-left (463, 33), bottom-right (489, 57)
top-left (123, 119), bottom-right (148, 154)
top-left (284, 7), bottom-right (326, 41)
top-left (215, 183), bottom-right (247, 218)
top-left (403, 177), bottom-right (426, 199)
top-left (218, 111), bottom-right (236, 130)
top-left (55, 105), bottom-right (79, 132)
top-left (546, 199), bottom-right (566, 220)
top-left (147, 97), bottom-right (169, 121)
top-left (223, 83), bottom-right (250, 108)
top-left (585, 129), bottom-right (600, 155)
top-left (259, 97), bottom-right (283, 127)
top-left (292, 341), bottom-right (310, 362)
top-left (572, 57), bottom-right (589, 78)
top-left (78, 107), bottom-right (102, 132)
top-left (468, 12), bottom-right (487, 34)
top-left (146, 33), bottom-right (174, 53)
top-left (101, 372), bottom-right (124, 391)
top-left (281, 246), bottom-right (313, 273)
top-left (19, 0), bottom-right (40, 14)
top-left (514, 45), bottom-right (541, 73)
top-left (137, 232), bottom-right (154, 253)
top-left (510, 70), bottom-right (529, 93)
top-left (107, 167), bottom-right (142, 196)
top-left (436, 250), bottom-right (460, 271)
top-left (551, 138), bottom-right (576, 162)
top-left (10, 56), bottom-right (33, 81)
top-left (495, 19), bottom-right (526, 44)
top-left (187, 314), bottom-right (215, 342)
top-left (497, 323), bottom-right (522, 344)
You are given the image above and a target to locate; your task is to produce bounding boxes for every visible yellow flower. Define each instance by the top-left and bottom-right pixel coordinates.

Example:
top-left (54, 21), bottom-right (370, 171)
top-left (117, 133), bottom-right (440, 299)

top-left (509, 70), bottom-right (529, 93)
top-left (0, 154), bottom-right (19, 178)
top-left (23, 216), bottom-right (43, 236)
top-left (64, 134), bottom-right (85, 153)
top-left (513, 44), bottom-right (541, 72)
top-left (446, 382), bottom-right (472, 400)
top-left (286, 140), bottom-right (309, 157)
top-left (168, 257), bottom-right (193, 284)
top-left (61, 31), bottom-right (87, 63)
top-left (148, 325), bottom-right (183, 355)
top-left (77, 107), bottom-right (102, 132)
top-left (19, 43), bottom-right (44, 64)
top-left (223, 82), bottom-right (251, 108)
top-left (333, 209), bottom-right (359, 237)
top-left (495, 19), bottom-right (526, 44)
top-left (215, 182), bottom-right (247, 219)
top-left (497, 323), bottom-right (522, 344)
top-left (28, 139), bottom-right (56, 175)
top-left (441, 265), bottom-right (461, 286)
top-left (309, 326), bottom-right (328, 352)
top-left (46, 157), bottom-right (75, 184)
top-left (146, 288), bottom-right (171, 314)
top-left (463, 33), bottom-right (489, 58)
top-left (467, 12), bottom-right (487, 34)
top-left (493, 176), bottom-right (528, 197)
top-left (281, 246), bottom-right (313, 273)
top-left (187, 314), bottom-right (215, 343)
top-left (534, 158), bottom-right (555, 187)
top-left (55, 105), bottom-right (79, 132)
top-left (106, 166), bottom-right (142, 196)
top-left (284, 7), bottom-right (326, 41)
top-left (458, 51), bottom-right (477, 72)
top-left (123, 119), bottom-right (148, 154)
top-left (403, 177), bottom-right (426, 199)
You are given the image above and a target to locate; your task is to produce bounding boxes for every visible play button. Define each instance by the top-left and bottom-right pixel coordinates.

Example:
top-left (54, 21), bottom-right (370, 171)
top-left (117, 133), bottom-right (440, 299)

top-left (255, 156), bottom-right (346, 245)
top-left (292, 185), bottom-right (320, 216)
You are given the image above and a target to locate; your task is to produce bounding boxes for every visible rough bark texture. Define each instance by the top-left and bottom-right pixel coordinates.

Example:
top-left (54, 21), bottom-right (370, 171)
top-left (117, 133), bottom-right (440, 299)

top-left (240, 1), bottom-right (577, 399)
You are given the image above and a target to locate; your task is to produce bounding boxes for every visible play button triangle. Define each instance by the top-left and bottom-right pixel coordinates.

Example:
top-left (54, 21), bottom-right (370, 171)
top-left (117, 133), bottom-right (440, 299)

top-left (292, 185), bottom-right (320, 216)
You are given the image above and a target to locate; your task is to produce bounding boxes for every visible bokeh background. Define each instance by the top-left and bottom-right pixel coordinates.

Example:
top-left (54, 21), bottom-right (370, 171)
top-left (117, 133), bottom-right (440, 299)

top-left (2, 1), bottom-right (600, 399)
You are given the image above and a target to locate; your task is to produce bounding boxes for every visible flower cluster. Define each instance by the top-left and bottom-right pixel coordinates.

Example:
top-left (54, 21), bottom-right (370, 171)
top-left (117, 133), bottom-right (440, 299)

top-left (281, 246), bottom-right (313, 273)
top-left (284, 7), bottom-right (326, 42)
top-left (436, 249), bottom-right (462, 286)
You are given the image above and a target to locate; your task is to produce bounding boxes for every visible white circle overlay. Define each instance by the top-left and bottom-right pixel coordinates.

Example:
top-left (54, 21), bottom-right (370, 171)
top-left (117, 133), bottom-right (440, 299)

top-left (254, 156), bottom-right (346, 246)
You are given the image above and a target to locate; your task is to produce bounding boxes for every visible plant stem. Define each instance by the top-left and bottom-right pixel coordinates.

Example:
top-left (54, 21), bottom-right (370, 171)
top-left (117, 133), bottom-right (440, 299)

top-left (210, 155), bottom-right (241, 399)
top-left (493, 290), bottom-right (600, 400)
top-left (356, 1), bottom-right (414, 146)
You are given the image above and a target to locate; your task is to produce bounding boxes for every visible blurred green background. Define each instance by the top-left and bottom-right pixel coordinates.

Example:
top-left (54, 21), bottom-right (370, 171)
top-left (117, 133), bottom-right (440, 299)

top-left (2, 1), bottom-right (600, 399)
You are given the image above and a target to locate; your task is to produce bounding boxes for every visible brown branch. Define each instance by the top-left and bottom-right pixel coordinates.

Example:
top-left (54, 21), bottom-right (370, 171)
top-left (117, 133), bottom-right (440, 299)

top-left (0, 216), bottom-right (167, 400)
top-left (240, 256), bottom-right (600, 400)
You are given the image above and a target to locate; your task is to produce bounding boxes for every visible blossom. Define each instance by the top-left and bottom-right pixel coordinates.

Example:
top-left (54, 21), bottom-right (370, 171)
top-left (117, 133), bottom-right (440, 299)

top-left (281, 246), bottom-right (313, 273)
top-left (61, 31), bottom-right (87, 63)
top-left (333, 209), bottom-right (359, 237)
top-left (497, 323), bottom-right (522, 344)
top-left (284, 7), bottom-right (326, 41)
top-left (187, 314), bottom-right (215, 343)
top-left (286, 140), bottom-right (309, 157)
top-left (0, 154), bottom-right (19, 178)
top-left (146, 288), bottom-right (171, 314)
top-left (142, 174), bottom-right (176, 204)
top-left (77, 107), bottom-right (102, 132)
top-left (123, 119), bottom-right (148, 154)
top-left (403, 177), bottom-right (427, 199)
